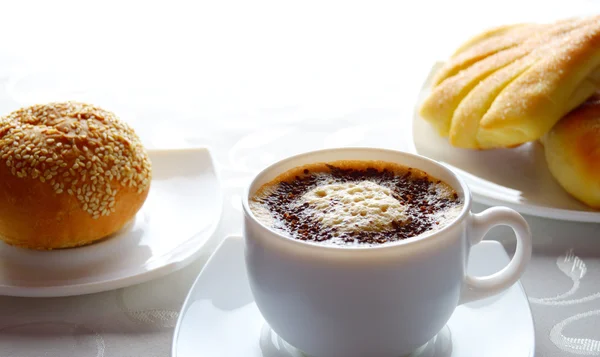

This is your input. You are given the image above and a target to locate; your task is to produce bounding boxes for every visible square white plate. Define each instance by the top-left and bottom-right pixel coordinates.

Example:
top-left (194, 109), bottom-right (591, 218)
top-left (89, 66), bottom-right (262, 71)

top-left (0, 148), bottom-right (222, 297)
top-left (173, 235), bottom-right (535, 357)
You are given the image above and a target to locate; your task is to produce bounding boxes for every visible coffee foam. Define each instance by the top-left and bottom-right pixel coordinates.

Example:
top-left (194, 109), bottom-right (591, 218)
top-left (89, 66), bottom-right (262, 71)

top-left (249, 160), bottom-right (463, 246)
top-left (299, 181), bottom-right (408, 233)
top-left (430, 204), bottom-right (462, 230)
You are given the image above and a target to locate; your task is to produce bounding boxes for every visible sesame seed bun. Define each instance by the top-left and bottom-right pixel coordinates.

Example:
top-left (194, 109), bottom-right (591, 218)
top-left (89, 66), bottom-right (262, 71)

top-left (0, 102), bottom-right (152, 249)
top-left (543, 93), bottom-right (600, 209)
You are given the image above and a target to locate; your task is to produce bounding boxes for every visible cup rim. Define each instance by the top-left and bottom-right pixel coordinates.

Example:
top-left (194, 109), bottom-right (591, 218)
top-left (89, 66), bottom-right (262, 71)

top-left (242, 147), bottom-right (472, 251)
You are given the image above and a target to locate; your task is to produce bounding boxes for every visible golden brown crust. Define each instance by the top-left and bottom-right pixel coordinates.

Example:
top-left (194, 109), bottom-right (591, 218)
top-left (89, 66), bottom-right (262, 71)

top-left (478, 17), bottom-right (600, 146)
top-left (433, 23), bottom-right (542, 86)
top-left (0, 102), bottom-right (151, 249)
top-left (420, 15), bottom-right (600, 149)
top-left (544, 94), bottom-right (600, 208)
top-left (450, 23), bottom-right (533, 56)
top-left (421, 16), bottom-right (590, 138)
top-left (450, 18), bottom-right (600, 148)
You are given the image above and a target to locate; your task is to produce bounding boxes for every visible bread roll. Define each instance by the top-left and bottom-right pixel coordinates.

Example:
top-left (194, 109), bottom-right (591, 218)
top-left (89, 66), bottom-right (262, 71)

top-left (544, 94), bottom-right (600, 208)
top-left (0, 102), bottom-right (152, 249)
top-left (420, 15), bottom-right (600, 149)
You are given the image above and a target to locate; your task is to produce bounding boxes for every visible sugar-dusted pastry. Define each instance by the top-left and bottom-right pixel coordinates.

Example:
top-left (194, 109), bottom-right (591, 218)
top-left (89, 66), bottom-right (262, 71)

top-left (0, 102), bottom-right (152, 249)
top-left (420, 15), bottom-right (600, 149)
top-left (543, 94), bottom-right (600, 208)
top-left (433, 23), bottom-right (542, 87)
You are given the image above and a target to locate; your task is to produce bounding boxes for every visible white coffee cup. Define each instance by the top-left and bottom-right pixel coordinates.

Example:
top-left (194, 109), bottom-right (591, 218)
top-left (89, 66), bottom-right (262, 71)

top-left (242, 148), bottom-right (532, 357)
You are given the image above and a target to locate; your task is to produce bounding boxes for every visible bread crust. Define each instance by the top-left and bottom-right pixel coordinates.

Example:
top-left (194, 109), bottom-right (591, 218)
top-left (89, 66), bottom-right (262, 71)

top-left (544, 94), bottom-right (600, 208)
top-left (0, 164), bottom-right (149, 248)
top-left (0, 102), bottom-right (151, 249)
top-left (420, 15), bottom-right (600, 149)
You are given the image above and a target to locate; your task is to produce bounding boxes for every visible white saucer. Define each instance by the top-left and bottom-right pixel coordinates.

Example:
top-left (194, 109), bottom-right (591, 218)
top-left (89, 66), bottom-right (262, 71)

top-left (411, 62), bottom-right (600, 223)
top-left (172, 236), bottom-right (535, 357)
top-left (0, 148), bottom-right (222, 297)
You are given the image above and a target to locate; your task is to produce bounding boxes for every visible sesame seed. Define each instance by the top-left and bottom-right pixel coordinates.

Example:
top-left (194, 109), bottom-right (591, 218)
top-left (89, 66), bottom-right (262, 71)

top-left (0, 102), bottom-right (151, 218)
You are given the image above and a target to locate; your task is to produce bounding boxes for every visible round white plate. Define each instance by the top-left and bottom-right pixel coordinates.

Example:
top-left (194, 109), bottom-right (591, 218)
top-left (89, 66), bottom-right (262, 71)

top-left (411, 62), bottom-right (600, 223)
top-left (0, 148), bottom-right (222, 297)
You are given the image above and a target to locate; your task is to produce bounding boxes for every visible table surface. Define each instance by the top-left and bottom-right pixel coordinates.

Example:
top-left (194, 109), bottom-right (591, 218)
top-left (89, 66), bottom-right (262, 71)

top-left (0, 1), bottom-right (599, 356)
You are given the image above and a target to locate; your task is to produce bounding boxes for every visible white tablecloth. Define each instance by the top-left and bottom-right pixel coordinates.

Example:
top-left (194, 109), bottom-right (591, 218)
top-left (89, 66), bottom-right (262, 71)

top-left (0, 1), bottom-right (599, 356)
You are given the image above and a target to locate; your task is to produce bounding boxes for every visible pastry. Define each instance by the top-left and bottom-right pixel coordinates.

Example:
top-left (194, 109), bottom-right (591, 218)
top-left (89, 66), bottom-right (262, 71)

top-left (0, 102), bottom-right (152, 249)
top-left (543, 93), bottom-right (600, 208)
top-left (433, 22), bottom-right (543, 87)
top-left (420, 15), bottom-right (600, 149)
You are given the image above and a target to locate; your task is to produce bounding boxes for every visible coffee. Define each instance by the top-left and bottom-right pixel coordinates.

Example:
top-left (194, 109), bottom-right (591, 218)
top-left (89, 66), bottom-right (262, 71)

top-left (250, 160), bottom-right (463, 246)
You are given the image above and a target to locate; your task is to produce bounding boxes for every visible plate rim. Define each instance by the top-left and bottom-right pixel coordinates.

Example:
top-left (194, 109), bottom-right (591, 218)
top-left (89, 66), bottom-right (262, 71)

top-left (410, 61), bottom-right (600, 223)
top-left (0, 146), bottom-right (223, 298)
top-left (172, 235), bottom-right (535, 357)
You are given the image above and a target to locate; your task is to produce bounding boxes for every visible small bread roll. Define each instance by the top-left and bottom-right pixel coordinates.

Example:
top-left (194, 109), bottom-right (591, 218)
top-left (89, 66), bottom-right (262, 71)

top-left (544, 94), bottom-right (600, 208)
top-left (420, 15), bottom-right (600, 149)
top-left (0, 102), bottom-right (152, 249)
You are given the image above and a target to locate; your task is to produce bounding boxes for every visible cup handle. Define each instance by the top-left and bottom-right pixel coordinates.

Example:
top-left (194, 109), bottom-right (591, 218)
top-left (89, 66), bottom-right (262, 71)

top-left (459, 207), bottom-right (532, 305)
